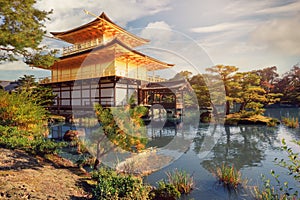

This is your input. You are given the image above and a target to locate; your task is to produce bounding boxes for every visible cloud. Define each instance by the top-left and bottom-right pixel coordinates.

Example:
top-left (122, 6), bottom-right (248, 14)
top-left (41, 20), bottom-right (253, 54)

top-left (138, 21), bottom-right (213, 75)
top-left (0, 61), bottom-right (51, 81)
top-left (36, 0), bottom-right (172, 32)
top-left (140, 21), bottom-right (173, 42)
top-left (0, 61), bottom-right (29, 71)
top-left (251, 17), bottom-right (300, 55)
top-left (99, 0), bottom-right (172, 26)
top-left (223, 1), bottom-right (300, 18)
top-left (190, 21), bottom-right (257, 33)
top-left (191, 22), bottom-right (240, 33)
top-left (255, 1), bottom-right (300, 15)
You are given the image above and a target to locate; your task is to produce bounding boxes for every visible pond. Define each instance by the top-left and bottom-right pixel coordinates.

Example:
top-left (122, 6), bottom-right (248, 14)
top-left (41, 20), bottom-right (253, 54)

top-left (145, 108), bottom-right (300, 199)
top-left (49, 108), bottom-right (300, 199)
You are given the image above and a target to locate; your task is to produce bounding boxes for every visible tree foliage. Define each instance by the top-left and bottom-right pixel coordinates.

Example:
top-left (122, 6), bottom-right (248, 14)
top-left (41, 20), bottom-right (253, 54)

top-left (0, 89), bottom-right (48, 135)
top-left (169, 70), bottom-right (192, 81)
top-left (0, 86), bottom-right (64, 155)
top-left (206, 65), bottom-right (239, 115)
top-left (189, 74), bottom-right (211, 108)
top-left (16, 75), bottom-right (56, 107)
top-left (275, 64), bottom-right (300, 105)
top-left (90, 103), bottom-right (148, 169)
top-left (0, 0), bottom-right (58, 67)
top-left (182, 65), bottom-right (282, 118)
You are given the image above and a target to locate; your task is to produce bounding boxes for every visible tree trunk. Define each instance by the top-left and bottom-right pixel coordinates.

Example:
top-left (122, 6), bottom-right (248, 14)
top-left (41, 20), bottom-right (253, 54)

top-left (93, 159), bottom-right (100, 170)
top-left (239, 102), bottom-right (246, 112)
top-left (93, 140), bottom-right (101, 170)
top-left (225, 101), bottom-right (230, 115)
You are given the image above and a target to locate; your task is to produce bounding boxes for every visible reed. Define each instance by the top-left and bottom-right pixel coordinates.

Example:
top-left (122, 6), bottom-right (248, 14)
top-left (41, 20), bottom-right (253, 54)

top-left (165, 169), bottom-right (194, 194)
top-left (281, 117), bottom-right (299, 128)
top-left (214, 163), bottom-right (242, 189)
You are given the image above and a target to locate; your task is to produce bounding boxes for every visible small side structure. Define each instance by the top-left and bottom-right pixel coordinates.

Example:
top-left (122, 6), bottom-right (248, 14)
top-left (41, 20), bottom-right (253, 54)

top-left (139, 79), bottom-right (193, 118)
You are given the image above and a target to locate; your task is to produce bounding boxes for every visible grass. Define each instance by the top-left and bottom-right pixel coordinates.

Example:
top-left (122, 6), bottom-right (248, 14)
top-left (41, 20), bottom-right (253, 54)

top-left (214, 163), bottom-right (243, 189)
top-left (254, 186), bottom-right (281, 200)
top-left (281, 117), bottom-right (299, 128)
top-left (165, 169), bottom-right (194, 194)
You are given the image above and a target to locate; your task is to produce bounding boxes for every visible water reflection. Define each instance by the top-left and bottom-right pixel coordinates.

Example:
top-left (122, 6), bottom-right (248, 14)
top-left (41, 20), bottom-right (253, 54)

top-left (49, 107), bottom-right (300, 199)
top-left (198, 125), bottom-right (279, 172)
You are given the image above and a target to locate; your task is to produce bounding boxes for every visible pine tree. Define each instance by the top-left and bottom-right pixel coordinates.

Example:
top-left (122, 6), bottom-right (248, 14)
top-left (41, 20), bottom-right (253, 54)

top-left (0, 0), bottom-right (58, 67)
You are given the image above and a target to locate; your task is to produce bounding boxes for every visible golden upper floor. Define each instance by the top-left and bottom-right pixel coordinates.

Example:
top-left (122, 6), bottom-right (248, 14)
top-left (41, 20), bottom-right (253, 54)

top-left (51, 12), bottom-right (149, 55)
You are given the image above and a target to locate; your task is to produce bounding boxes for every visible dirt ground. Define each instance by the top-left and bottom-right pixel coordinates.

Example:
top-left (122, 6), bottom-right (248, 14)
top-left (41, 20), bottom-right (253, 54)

top-left (0, 148), bottom-right (92, 200)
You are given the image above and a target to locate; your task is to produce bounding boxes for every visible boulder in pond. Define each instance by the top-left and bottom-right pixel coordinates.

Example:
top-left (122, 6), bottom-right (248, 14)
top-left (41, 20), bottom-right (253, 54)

top-left (200, 111), bottom-right (212, 123)
top-left (63, 130), bottom-right (79, 142)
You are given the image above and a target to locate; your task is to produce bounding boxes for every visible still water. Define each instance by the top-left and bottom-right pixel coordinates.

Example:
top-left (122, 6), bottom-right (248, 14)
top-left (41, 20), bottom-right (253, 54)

top-left (145, 108), bottom-right (300, 200)
top-left (50, 108), bottom-right (300, 199)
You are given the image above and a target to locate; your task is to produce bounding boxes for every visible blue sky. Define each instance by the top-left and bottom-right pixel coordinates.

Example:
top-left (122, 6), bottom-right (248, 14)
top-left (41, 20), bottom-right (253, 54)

top-left (1, 0), bottom-right (300, 80)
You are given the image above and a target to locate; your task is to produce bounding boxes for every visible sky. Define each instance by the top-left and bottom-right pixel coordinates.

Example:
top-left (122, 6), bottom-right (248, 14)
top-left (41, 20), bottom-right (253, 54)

top-left (1, 0), bottom-right (300, 80)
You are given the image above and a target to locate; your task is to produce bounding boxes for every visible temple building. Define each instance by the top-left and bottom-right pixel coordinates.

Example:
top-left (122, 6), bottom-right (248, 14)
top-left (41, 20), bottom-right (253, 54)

top-left (38, 12), bottom-right (191, 118)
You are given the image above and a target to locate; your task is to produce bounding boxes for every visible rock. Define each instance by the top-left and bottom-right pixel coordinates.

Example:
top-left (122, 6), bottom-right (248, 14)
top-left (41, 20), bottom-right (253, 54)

top-left (63, 130), bottom-right (79, 142)
top-left (200, 111), bottom-right (212, 123)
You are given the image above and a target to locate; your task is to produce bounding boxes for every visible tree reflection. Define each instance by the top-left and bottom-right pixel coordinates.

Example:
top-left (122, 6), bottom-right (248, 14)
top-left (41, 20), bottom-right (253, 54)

top-left (194, 125), bottom-right (279, 171)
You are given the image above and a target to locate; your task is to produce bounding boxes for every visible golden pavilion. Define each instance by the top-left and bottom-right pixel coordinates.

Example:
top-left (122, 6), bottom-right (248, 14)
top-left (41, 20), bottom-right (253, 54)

top-left (38, 12), bottom-right (190, 118)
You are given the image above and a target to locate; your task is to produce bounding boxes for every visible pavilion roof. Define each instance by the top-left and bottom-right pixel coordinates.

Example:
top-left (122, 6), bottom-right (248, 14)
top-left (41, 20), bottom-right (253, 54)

top-left (51, 38), bottom-right (174, 71)
top-left (50, 12), bottom-right (149, 48)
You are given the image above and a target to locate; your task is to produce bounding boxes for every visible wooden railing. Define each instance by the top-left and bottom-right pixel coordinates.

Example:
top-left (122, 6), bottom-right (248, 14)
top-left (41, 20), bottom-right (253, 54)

top-left (62, 38), bottom-right (102, 56)
top-left (147, 75), bottom-right (165, 82)
top-left (39, 72), bottom-right (166, 84)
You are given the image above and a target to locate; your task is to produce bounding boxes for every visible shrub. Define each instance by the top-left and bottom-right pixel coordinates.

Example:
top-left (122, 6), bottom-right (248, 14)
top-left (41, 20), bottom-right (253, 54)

top-left (0, 125), bottom-right (65, 155)
top-left (276, 139), bottom-right (300, 182)
top-left (281, 117), bottom-right (299, 128)
top-left (92, 167), bottom-right (151, 200)
top-left (254, 139), bottom-right (299, 200)
top-left (165, 169), bottom-right (194, 194)
top-left (214, 163), bottom-right (242, 189)
top-left (0, 90), bottom-right (65, 155)
top-left (254, 174), bottom-right (297, 200)
top-left (150, 180), bottom-right (181, 200)
top-left (0, 90), bottom-right (48, 135)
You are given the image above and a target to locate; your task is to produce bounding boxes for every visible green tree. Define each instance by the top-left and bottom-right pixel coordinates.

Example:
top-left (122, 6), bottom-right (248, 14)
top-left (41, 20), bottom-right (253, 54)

top-left (16, 75), bottom-right (56, 107)
top-left (253, 66), bottom-right (282, 107)
top-left (235, 72), bottom-right (266, 114)
top-left (169, 71), bottom-right (192, 81)
top-left (0, 0), bottom-right (58, 67)
top-left (189, 74), bottom-right (211, 108)
top-left (90, 104), bottom-right (148, 169)
top-left (232, 71), bottom-right (280, 116)
top-left (206, 65), bottom-right (239, 115)
top-left (0, 89), bottom-right (47, 135)
top-left (17, 75), bottom-right (37, 92)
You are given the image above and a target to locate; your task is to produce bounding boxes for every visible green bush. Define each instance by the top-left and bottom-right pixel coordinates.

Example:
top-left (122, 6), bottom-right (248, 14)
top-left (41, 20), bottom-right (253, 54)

top-left (92, 167), bottom-right (151, 200)
top-left (150, 180), bottom-right (181, 200)
top-left (0, 90), bottom-right (48, 135)
top-left (0, 125), bottom-right (65, 155)
top-left (0, 90), bottom-right (65, 155)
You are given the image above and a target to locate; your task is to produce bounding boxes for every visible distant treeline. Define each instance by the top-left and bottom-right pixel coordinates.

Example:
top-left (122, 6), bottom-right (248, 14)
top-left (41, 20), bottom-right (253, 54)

top-left (171, 64), bottom-right (300, 115)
